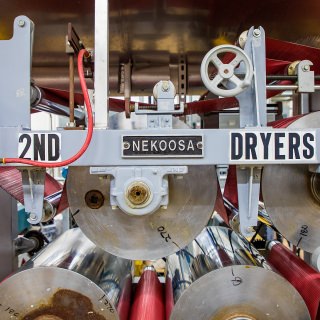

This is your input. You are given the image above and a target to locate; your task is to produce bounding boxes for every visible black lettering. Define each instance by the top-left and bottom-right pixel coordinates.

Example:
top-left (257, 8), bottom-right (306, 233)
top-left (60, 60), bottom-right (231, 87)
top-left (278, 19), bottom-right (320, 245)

top-left (33, 134), bottom-right (45, 161)
top-left (300, 225), bottom-right (309, 237)
top-left (275, 133), bottom-right (285, 160)
top-left (231, 133), bottom-right (243, 160)
top-left (48, 134), bottom-right (60, 161)
top-left (245, 133), bottom-right (257, 160)
top-left (260, 133), bottom-right (272, 159)
top-left (19, 134), bottom-right (32, 159)
top-left (303, 133), bottom-right (315, 159)
top-left (288, 133), bottom-right (300, 160)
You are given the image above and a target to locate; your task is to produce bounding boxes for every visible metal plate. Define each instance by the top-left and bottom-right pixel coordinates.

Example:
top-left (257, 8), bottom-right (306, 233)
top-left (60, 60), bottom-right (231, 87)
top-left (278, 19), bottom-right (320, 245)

top-left (262, 111), bottom-right (320, 252)
top-left (67, 112), bottom-right (217, 260)
top-left (122, 135), bottom-right (203, 158)
top-left (0, 267), bottom-right (116, 320)
top-left (68, 164), bottom-right (217, 260)
top-left (169, 265), bottom-right (310, 320)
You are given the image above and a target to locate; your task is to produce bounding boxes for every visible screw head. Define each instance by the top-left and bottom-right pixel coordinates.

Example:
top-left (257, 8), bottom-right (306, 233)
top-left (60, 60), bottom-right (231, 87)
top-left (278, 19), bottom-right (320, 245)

top-left (29, 213), bottom-right (37, 220)
top-left (18, 20), bottom-right (25, 27)
top-left (253, 29), bottom-right (261, 37)
top-left (197, 142), bottom-right (203, 149)
top-left (123, 141), bottom-right (130, 150)
top-left (85, 190), bottom-right (105, 209)
top-left (302, 65), bottom-right (310, 72)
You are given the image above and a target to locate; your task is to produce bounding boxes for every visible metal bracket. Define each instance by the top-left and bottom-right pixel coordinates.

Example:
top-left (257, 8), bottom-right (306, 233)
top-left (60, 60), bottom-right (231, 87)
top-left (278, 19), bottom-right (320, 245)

top-left (134, 81), bottom-right (183, 129)
top-left (297, 60), bottom-right (314, 93)
top-left (236, 166), bottom-right (262, 237)
top-left (21, 168), bottom-right (46, 224)
top-left (234, 27), bottom-right (267, 237)
top-left (237, 26), bottom-right (267, 127)
top-left (90, 166), bottom-right (188, 216)
top-left (0, 16), bottom-right (34, 129)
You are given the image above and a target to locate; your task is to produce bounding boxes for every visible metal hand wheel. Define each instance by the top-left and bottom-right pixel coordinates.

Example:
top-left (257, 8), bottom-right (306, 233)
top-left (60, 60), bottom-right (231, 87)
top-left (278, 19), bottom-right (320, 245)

top-left (200, 45), bottom-right (253, 97)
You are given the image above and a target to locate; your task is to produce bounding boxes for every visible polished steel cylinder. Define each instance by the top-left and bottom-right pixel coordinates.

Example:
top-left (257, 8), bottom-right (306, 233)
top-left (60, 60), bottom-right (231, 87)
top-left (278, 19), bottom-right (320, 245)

top-left (166, 226), bottom-right (310, 320)
top-left (0, 228), bottom-right (132, 320)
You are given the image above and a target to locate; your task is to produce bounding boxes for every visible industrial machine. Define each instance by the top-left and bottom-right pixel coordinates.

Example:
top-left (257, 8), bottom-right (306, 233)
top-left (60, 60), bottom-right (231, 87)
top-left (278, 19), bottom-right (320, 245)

top-left (0, 0), bottom-right (320, 319)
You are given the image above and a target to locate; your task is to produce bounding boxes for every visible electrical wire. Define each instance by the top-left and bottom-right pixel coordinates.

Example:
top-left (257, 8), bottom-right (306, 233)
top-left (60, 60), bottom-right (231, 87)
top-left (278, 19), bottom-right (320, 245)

top-left (1, 49), bottom-right (93, 168)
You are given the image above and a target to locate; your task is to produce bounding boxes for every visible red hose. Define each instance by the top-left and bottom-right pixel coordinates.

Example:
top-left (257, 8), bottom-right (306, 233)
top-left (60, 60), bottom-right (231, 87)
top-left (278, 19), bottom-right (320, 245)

top-left (2, 49), bottom-right (93, 168)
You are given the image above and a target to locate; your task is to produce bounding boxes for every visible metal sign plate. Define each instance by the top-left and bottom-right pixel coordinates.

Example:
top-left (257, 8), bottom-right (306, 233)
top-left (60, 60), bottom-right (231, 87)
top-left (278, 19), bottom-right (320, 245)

top-left (122, 135), bottom-right (204, 158)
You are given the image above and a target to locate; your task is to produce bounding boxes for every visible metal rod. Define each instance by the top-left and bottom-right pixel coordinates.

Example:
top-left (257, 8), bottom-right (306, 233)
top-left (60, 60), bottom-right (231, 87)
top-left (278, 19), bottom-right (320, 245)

top-left (267, 85), bottom-right (320, 90)
top-left (69, 53), bottom-right (75, 124)
top-left (267, 75), bottom-right (320, 80)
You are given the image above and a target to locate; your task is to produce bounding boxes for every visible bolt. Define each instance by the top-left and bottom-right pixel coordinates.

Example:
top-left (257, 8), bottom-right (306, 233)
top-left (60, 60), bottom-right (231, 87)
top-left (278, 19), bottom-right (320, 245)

top-left (18, 20), bottom-right (25, 27)
top-left (85, 190), bottom-right (105, 209)
top-left (253, 29), bottom-right (261, 37)
top-left (302, 65), bottom-right (310, 72)
top-left (161, 81), bottom-right (170, 92)
top-left (197, 142), bottom-right (203, 149)
top-left (123, 142), bottom-right (130, 150)
top-left (29, 213), bottom-right (37, 221)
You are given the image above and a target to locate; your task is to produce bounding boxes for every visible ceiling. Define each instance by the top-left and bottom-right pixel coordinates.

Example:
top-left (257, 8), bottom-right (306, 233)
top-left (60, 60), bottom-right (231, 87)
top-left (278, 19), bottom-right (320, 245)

top-left (1, 0), bottom-right (320, 94)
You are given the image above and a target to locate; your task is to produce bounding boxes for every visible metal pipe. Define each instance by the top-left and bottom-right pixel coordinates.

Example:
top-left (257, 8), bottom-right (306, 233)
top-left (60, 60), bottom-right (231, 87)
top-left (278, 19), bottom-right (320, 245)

top-left (94, 0), bottom-right (109, 128)
top-left (69, 53), bottom-right (75, 124)
top-left (267, 85), bottom-right (320, 90)
top-left (0, 228), bottom-right (132, 320)
top-left (166, 226), bottom-right (310, 320)
top-left (42, 190), bottom-right (62, 222)
top-left (35, 98), bottom-right (85, 120)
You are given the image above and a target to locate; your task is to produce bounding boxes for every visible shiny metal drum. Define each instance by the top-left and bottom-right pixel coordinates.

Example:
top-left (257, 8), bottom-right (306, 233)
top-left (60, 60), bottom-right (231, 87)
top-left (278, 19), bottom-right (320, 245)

top-left (67, 112), bottom-right (217, 260)
top-left (166, 226), bottom-right (310, 320)
top-left (262, 112), bottom-right (320, 253)
top-left (0, 228), bottom-right (132, 320)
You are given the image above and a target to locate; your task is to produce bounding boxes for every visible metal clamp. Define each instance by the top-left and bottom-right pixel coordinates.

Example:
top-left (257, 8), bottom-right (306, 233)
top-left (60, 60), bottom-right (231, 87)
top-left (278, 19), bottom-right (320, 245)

top-left (90, 166), bottom-right (188, 216)
top-left (21, 168), bottom-right (46, 224)
top-left (200, 45), bottom-right (253, 97)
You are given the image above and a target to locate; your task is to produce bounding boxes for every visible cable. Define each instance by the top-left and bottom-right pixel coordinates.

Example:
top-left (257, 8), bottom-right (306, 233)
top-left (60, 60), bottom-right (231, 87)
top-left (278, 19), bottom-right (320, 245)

top-left (1, 49), bottom-right (93, 168)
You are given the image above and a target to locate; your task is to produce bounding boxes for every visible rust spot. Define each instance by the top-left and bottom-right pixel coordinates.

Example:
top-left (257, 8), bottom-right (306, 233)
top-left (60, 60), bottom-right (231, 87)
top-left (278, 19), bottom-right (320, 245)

top-left (22, 289), bottom-right (106, 320)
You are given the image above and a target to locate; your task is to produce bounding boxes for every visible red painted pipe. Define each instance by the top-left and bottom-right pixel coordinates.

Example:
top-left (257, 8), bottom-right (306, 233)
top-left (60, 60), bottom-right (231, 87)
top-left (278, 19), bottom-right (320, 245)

top-left (130, 266), bottom-right (165, 320)
top-left (268, 241), bottom-right (320, 320)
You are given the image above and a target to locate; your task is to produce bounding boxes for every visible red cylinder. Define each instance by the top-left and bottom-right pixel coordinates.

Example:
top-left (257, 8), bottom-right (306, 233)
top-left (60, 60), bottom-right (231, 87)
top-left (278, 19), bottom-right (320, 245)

top-left (268, 242), bottom-right (320, 320)
top-left (130, 266), bottom-right (165, 320)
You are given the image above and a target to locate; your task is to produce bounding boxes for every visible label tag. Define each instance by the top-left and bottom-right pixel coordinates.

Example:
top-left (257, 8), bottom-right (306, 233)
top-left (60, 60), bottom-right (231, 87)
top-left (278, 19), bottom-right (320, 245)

top-left (18, 133), bottom-right (61, 162)
top-left (230, 130), bottom-right (316, 162)
top-left (122, 135), bottom-right (204, 158)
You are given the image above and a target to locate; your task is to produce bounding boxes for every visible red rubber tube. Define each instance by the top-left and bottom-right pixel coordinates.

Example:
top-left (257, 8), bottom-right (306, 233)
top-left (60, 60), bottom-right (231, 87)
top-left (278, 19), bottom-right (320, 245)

top-left (130, 268), bottom-right (165, 320)
top-left (2, 49), bottom-right (93, 168)
top-left (268, 242), bottom-right (320, 320)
